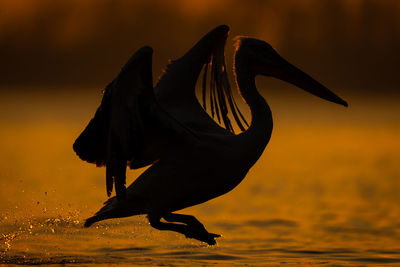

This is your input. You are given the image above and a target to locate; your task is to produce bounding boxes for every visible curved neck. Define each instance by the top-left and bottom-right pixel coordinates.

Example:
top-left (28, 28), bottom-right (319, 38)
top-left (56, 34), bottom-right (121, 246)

top-left (234, 52), bottom-right (273, 162)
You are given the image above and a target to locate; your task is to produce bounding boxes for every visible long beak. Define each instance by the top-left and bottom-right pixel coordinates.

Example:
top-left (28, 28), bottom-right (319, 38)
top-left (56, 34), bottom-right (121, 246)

top-left (271, 56), bottom-right (348, 107)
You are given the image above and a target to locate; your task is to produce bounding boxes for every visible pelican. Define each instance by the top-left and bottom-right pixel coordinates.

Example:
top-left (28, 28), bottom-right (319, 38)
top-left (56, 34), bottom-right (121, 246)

top-left (74, 25), bottom-right (347, 245)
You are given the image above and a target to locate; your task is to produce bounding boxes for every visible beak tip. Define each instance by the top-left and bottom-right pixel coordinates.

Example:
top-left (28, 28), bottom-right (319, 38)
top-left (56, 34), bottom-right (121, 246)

top-left (334, 95), bottom-right (348, 107)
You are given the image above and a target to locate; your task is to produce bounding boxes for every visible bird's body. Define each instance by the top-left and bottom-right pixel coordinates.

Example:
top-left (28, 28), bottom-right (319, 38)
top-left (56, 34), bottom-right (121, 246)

top-left (75, 25), bottom-right (347, 245)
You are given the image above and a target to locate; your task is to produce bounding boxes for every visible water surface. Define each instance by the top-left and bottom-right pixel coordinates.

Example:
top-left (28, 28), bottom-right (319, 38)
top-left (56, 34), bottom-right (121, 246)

top-left (1, 90), bottom-right (399, 266)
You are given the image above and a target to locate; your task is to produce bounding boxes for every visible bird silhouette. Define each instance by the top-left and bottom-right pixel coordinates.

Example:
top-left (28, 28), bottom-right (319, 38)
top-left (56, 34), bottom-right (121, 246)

top-left (73, 25), bottom-right (347, 245)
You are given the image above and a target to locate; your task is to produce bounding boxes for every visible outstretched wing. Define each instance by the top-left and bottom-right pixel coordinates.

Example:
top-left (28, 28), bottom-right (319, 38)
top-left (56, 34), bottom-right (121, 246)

top-left (73, 47), bottom-right (154, 199)
top-left (74, 46), bottom-right (194, 199)
top-left (155, 25), bottom-right (248, 135)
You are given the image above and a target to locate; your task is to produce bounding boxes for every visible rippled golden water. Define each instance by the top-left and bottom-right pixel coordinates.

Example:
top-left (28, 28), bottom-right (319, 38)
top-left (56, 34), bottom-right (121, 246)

top-left (0, 89), bottom-right (399, 266)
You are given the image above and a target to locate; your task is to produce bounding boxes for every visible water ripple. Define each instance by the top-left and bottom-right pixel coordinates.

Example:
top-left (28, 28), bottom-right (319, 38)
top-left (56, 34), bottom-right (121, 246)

top-left (245, 219), bottom-right (299, 228)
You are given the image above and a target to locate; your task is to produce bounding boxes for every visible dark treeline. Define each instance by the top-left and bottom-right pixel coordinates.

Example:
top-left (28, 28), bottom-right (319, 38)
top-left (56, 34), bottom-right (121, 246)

top-left (0, 0), bottom-right (398, 94)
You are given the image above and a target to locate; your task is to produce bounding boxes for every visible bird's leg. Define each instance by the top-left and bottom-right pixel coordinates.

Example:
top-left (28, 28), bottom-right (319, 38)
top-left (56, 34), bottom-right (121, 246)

top-left (148, 214), bottom-right (189, 238)
top-left (163, 213), bottom-right (220, 245)
top-left (148, 214), bottom-right (219, 245)
top-left (163, 213), bottom-right (204, 228)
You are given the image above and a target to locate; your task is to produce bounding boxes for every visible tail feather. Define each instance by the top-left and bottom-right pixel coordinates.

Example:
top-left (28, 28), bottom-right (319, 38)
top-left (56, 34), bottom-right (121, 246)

top-left (84, 215), bottom-right (101, 227)
top-left (83, 196), bottom-right (145, 227)
top-left (84, 196), bottom-right (118, 227)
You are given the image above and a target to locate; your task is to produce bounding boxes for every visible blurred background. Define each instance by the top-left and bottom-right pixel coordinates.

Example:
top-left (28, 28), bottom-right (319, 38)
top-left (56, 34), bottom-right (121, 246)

top-left (0, 0), bottom-right (399, 265)
top-left (0, 0), bottom-right (399, 94)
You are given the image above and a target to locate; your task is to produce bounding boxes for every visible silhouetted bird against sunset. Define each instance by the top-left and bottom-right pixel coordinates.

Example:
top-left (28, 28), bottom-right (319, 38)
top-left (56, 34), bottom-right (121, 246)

top-left (74, 25), bottom-right (347, 245)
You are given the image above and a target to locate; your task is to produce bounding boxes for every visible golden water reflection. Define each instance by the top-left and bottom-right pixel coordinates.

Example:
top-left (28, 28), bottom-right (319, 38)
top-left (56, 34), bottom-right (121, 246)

top-left (0, 89), bottom-right (399, 265)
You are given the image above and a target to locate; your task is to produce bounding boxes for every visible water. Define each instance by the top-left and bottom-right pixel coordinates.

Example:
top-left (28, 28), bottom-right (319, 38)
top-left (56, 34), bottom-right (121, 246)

top-left (1, 90), bottom-right (399, 266)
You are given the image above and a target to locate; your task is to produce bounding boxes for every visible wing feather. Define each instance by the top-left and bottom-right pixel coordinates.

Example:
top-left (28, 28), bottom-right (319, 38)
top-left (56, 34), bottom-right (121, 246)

top-left (205, 35), bottom-right (248, 132)
top-left (156, 25), bottom-right (248, 135)
top-left (74, 46), bottom-right (199, 199)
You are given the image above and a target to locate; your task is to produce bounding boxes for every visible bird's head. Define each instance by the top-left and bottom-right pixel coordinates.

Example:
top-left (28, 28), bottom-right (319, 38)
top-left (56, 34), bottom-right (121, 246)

top-left (234, 37), bottom-right (348, 107)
